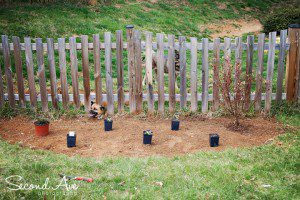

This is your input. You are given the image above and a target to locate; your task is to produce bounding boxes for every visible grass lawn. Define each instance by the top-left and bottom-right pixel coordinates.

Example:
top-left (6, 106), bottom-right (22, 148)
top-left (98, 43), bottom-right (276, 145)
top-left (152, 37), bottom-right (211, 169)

top-left (0, 102), bottom-right (299, 199)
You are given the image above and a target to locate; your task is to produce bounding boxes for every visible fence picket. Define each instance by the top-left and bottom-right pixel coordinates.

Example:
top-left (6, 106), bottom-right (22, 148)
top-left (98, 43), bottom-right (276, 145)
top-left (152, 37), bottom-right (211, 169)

top-left (0, 64), bottom-right (4, 107)
top-left (234, 37), bottom-right (243, 108)
top-left (168, 34), bottom-right (176, 113)
top-left (224, 38), bottom-right (231, 75)
top-left (116, 30), bottom-right (124, 112)
top-left (202, 38), bottom-right (209, 113)
top-left (46, 38), bottom-right (58, 109)
top-left (245, 35), bottom-right (254, 111)
top-left (276, 29), bottom-right (287, 102)
top-left (179, 36), bottom-right (187, 109)
top-left (104, 32), bottom-right (114, 115)
top-left (212, 38), bottom-right (220, 111)
top-left (36, 38), bottom-right (48, 111)
top-left (254, 33), bottom-right (265, 112)
top-left (134, 30), bottom-right (143, 114)
top-left (69, 37), bottom-right (80, 108)
top-left (157, 33), bottom-right (165, 114)
top-left (12, 36), bottom-right (25, 107)
top-left (145, 31), bottom-right (154, 114)
top-left (81, 35), bottom-right (91, 112)
top-left (126, 26), bottom-right (136, 114)
top-left (93, 34), bottom-right (102, 105)
top-left (265, 32), bottom-right (277, 113)
top-left (2, 35), bottom-right (15, 107)
top-left (24, 37), bottom-right (37, 108)
top-left (190, 37), bottom-right (198, 112)
top-left (58, 38), bottom-right (69, 109)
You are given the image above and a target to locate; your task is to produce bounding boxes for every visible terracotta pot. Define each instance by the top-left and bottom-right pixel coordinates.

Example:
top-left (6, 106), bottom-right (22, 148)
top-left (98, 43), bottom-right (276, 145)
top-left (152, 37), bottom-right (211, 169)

top-left (34, 121), bottom-right (50, 137)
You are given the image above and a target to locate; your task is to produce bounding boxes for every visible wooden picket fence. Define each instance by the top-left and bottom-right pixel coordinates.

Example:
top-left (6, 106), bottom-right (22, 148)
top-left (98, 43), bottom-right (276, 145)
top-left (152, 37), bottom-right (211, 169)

top-left (0, 27), bottom-right (296, 115)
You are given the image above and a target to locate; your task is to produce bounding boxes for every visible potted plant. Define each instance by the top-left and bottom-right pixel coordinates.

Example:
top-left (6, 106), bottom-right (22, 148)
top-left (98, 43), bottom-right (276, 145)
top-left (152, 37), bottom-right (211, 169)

top-left (67, 131), bottom-right (76, 148)
top-left (171, 113), bottom-right (180, 131)
top-left (34, 118), bottom-right (50, 137)
top-left (143, 130), bottom-right (153, 145)
top-left (104, 116), bottom-right (113, 131)
top-left (209, 133), bottom-right (219, 147)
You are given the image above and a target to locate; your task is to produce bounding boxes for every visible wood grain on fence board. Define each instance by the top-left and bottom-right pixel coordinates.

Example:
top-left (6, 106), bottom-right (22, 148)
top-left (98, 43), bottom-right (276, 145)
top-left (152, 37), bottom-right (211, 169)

top-left (179, 36), bottom-right (187, 109)
top-left (212, 38), bottom-right (220, 111)
top-left (46, 38), bottom-right (58, 109)
top-left (202, 38), bottom-right (209, 113)
top-left (254, 33), bottom-right (265, 112)
top-left (224, 38), bottom-right (231, 75)
top-left (145, 31), bottom-right (154, 114)
top-left (245, 35), bottom-right (254, 111)
top-left (276, 29), bottom-right (287, 102)
top-left (190, 37), bottom-right (198, 112)
top-left (93, 34), bottom-right (102, 105)
top-left (116, 30), bottom-right (124, 112)
top-left (126, 27), bottom-right (136, 114)
top-left (36, 38), bottom-right (48, 111)
top-left (265, 32), bottom-right (277, 113)
top-left (105, 32), bottom-right (114, 115)
top-left (81, 35), bottom-right (91, 112)
top-left (2, 35), bottom-right (15, 107)
top-left (134, 30), bottom-right (143, 114)
top-left (69, 37), bottom-right (80, 108)
top-left (12, 36), bottom-right (25, 107)
top-left (24, 37), bottom-right (37, 108)
top-left (157, 33), bottom-right (165, 113)
top-left (58, 38), bottom-right (69, 109)
top-left (168, 34), bottom-right (176, 113)
top-left (0, 64), bottom-right (4, 107)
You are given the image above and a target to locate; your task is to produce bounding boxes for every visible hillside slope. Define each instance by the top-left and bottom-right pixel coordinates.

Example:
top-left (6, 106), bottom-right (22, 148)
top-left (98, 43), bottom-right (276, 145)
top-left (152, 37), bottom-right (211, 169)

top-left (0, 0), bottom-right (283, 39)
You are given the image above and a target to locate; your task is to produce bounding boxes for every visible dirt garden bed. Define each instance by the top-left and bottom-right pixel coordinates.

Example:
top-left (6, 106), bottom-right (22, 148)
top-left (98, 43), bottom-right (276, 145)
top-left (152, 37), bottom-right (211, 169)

top-left (0, 116), bottom-right (284, 157)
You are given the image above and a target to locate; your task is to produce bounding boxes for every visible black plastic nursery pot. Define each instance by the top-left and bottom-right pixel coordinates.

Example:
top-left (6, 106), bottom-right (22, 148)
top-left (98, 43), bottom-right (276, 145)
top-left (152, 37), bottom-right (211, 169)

top-left (104, 120), bottom-right (113, 131)
top-left (209, 133), bottom-right (219, 147)
top-left (143, 132), bottom-right (153, 145)
top-left (171, 120), bottom-right (180, 131)
top-left (67, 133), bottom-right (76, 148)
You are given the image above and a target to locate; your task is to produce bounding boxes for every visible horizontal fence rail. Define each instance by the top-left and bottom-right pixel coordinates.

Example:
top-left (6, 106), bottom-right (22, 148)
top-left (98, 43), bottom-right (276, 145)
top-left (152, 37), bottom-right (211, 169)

top-left (0, 28), bottom-right (293, 115)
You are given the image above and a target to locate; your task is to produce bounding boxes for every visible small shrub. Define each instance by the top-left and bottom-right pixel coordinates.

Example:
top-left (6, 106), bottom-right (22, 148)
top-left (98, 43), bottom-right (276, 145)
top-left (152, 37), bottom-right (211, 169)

top-left (262, 7), bottom-right (300, 33)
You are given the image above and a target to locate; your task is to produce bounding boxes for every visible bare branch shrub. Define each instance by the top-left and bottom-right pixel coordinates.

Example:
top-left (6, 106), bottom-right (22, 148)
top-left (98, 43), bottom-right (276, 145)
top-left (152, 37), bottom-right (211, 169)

top-left (219, 57), bottom-right (246, 129)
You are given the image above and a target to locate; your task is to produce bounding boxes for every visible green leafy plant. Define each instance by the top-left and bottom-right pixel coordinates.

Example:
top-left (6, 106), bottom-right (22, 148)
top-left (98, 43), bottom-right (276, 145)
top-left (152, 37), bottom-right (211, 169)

top-left (105, 116), bottom-right (112, 122)
top-left (144, 130), bottom-right (153, 135)
top-left (262, 7), bottom-right (300, 33)
top-left (173, 113), bottom-right (180, 121)
top-left (34, 117), bottom-right (50, 126)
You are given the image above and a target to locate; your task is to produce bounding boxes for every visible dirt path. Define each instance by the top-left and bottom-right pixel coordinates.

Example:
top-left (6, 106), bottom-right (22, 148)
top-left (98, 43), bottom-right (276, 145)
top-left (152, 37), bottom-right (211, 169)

top-left (205, 19), bottom-right (263, 38)
top-left (0, 116), bottom-right (284, 158)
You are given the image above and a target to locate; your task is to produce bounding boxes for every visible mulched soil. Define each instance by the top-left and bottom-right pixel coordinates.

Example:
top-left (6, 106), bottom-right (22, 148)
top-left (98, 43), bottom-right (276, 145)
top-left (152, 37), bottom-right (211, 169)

top-left (0, 115), bottom-right (285, 158)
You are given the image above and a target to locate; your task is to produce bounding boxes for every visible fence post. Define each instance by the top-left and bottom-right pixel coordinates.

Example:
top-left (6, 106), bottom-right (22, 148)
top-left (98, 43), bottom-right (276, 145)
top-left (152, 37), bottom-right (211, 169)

top-left (145, 31), bottom-right (154, 114)
top-left (69, 37), bottom-right (80, 109)
top-left (126, 25), bottom-right (136, 114)
top-left (116, 30), bottom-right (124, 112)
top-left (179, 36), bottom-right (187, 109)
top-left (104, 32), bottom-right (114, 115)
top-left (81, 35), bottom-right (91, 112)
top-left (168, 34), bottom-right (176, 113)
top-left (286, 24), bottom-right (300, 102)
top-left (157, 33), bottom-right (165, 114)
top-left (47, 38), bottom-right (59, 109)
top-left (36, 38), bottom-right (48, 112)
top-left (2, 35), bottom-right (15, 107)
top-left (58, 38), bottom-right (69, 109)
top-left (134, 30), bottom-right (143, 114)
top-left (12, 36), bottom-right (25, 107)
top-left (93, 34), bottom-right (102, 105)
